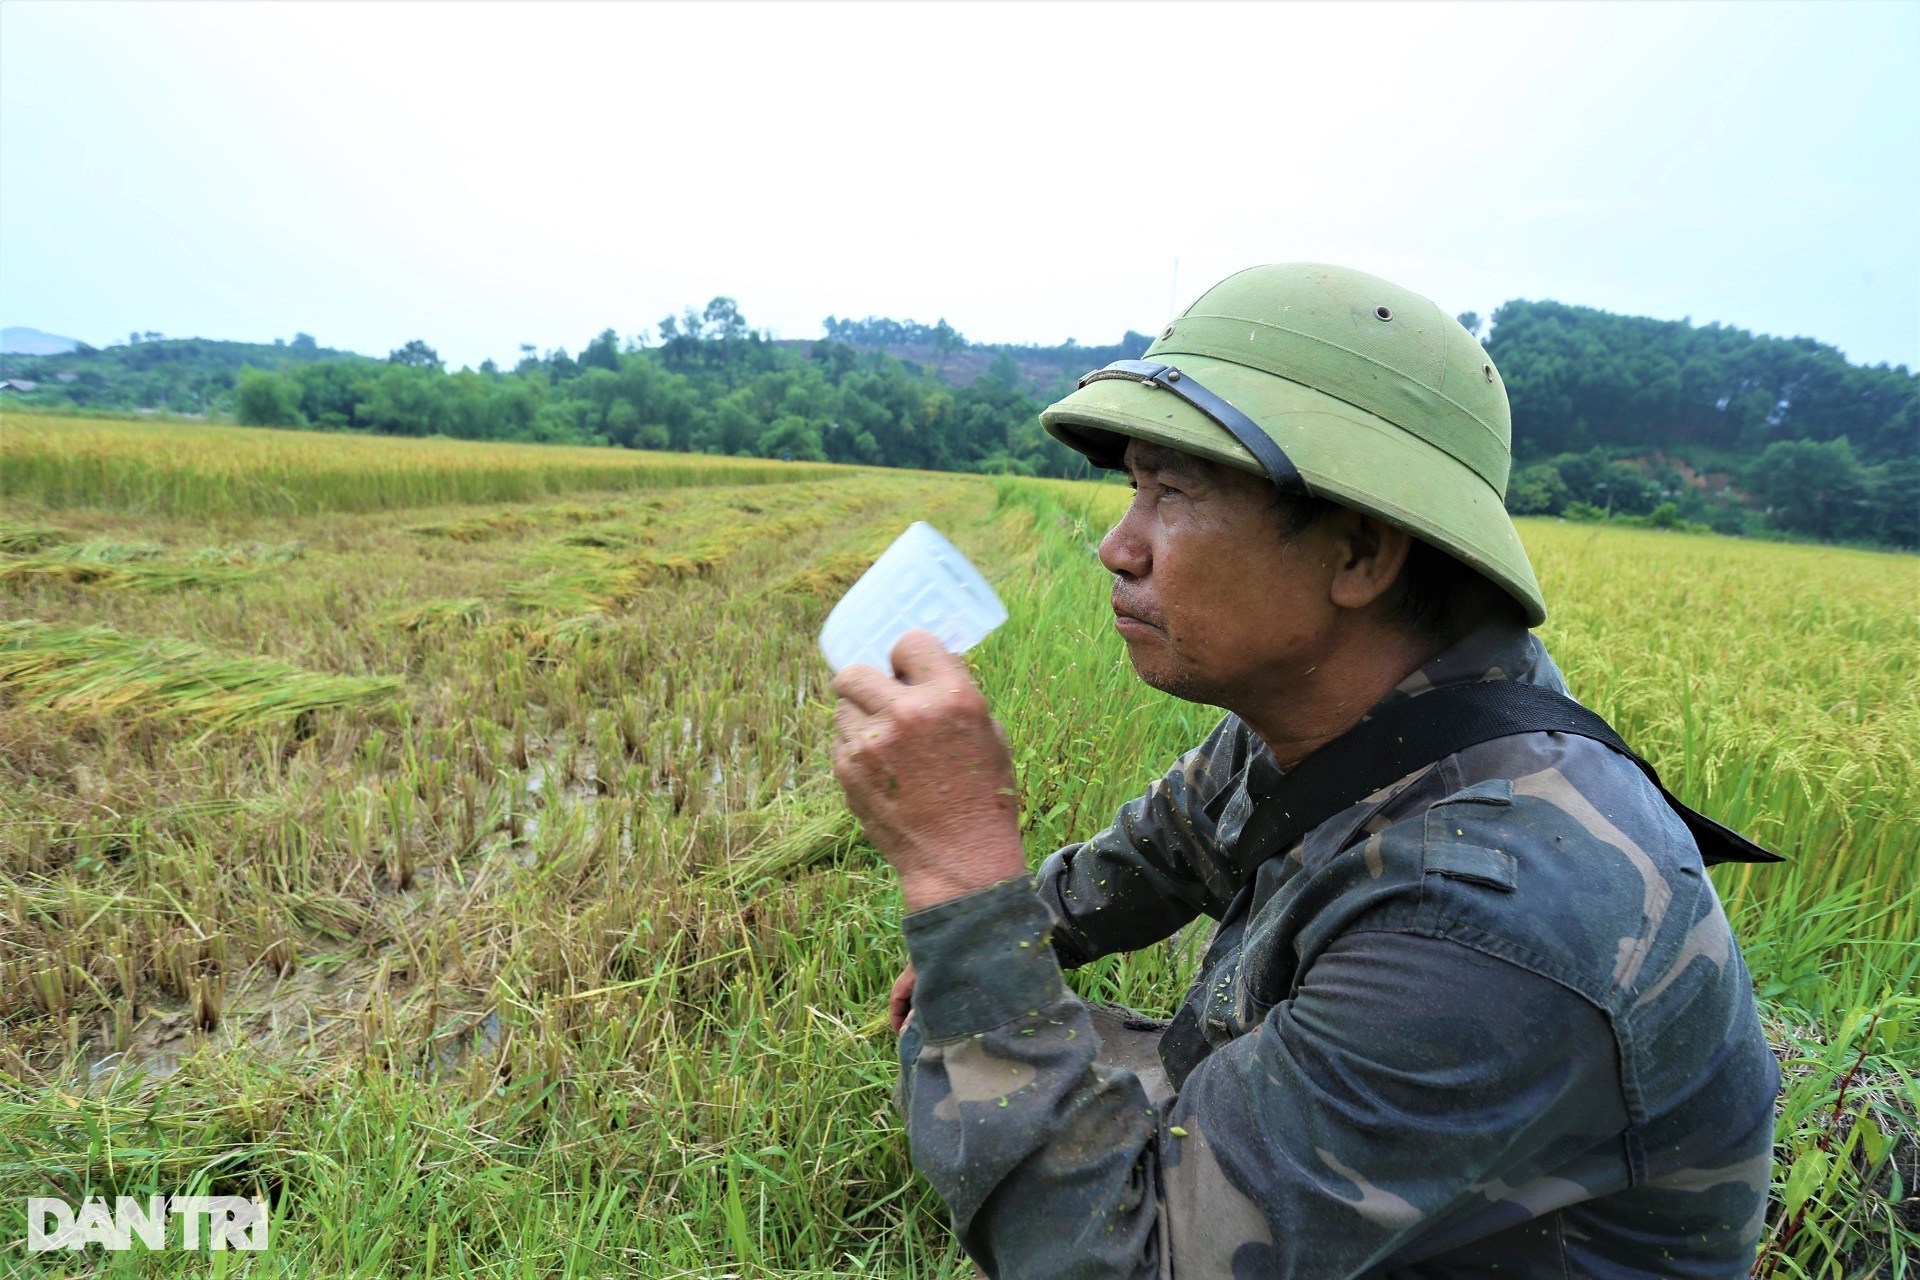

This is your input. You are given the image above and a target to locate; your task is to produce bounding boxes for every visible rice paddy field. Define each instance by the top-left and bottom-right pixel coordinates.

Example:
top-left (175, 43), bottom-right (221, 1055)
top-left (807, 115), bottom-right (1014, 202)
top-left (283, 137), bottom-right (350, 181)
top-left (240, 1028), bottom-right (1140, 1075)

top-left (2, 412), bottom-right (1916, 1277)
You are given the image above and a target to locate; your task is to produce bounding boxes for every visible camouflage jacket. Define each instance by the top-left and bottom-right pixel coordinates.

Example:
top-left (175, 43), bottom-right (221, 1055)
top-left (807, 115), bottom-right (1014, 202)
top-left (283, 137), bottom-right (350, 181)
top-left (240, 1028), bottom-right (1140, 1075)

top-left (896, 623), bottom-right (1778, 1278)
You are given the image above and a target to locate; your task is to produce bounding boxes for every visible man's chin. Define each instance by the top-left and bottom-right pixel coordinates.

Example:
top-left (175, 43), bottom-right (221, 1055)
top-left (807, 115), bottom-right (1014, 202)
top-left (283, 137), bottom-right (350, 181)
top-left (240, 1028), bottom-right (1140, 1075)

top-left (1123, 647), bottom-right (1224, 708)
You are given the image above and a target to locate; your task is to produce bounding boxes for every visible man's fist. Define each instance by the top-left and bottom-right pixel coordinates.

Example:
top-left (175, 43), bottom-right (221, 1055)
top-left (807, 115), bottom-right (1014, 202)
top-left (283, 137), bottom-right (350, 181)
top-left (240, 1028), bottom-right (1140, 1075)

top-left (829, 630), bottom-right (1025, 913)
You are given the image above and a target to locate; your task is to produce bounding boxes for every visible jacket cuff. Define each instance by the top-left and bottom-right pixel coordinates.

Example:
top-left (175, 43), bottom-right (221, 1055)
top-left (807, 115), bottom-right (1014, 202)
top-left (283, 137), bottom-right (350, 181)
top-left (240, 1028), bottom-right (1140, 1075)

top-left (902, 874), bottom-right (1068, 1040)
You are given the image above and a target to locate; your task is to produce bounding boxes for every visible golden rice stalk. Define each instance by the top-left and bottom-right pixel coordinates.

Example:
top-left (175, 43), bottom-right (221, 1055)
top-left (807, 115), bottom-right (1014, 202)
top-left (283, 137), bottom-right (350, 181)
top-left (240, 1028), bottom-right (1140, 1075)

top-left (0, 559), bottom-right (129, 588)
top-left (556, 527), bottom-right (644, 549)
top-left (407, 512), bottom-right (538, 541)
top-left (768, 550), bottom-right (878, 599)
top-left (1, 535), bottom-right (295, 590)
top-left (543, 502), bottom-right (626, 523)
top-left (0, 620), bottom-right (400, 728)
top-left (1, 411), bottom-right (853, 517)
top-left (377, 597), bottom-right (489, 632)
top-left (502, 564), bottom-right (657, 614)
top-left (0, 558), bottom-right (260, 592)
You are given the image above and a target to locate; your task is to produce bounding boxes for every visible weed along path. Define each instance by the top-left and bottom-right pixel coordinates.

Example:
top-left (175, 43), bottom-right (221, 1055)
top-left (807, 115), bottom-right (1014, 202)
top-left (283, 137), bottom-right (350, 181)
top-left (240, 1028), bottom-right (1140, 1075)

top-left (1, 415), bottom-right (1917, 1273)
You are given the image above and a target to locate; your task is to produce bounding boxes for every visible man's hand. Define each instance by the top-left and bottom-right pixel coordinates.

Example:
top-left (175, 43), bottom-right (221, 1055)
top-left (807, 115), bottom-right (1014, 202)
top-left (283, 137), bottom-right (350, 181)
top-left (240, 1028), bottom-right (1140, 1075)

top-left (829, 630), bottom-right (1026, 913)
top-left (889, 964), bottom-right (916, 1035)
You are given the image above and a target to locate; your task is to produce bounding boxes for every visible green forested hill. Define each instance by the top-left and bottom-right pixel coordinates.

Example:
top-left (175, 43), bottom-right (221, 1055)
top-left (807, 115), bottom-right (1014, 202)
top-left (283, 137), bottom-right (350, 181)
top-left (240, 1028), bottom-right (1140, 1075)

top-left (809, 314), bottom-right (1153, 398)
top-left (1479, 301), bottom-right (1915, 545)
top-left (0, 332), bottom-right (365, 415)
top-left (1485, 300), bottom-right (1914, 463)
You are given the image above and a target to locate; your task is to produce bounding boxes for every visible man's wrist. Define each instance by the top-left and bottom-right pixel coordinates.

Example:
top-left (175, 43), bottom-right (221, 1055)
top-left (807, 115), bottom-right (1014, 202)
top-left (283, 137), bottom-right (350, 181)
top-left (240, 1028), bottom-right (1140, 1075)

top-left (901, 874), bottom-right (1068, 1040)
top-left (896, 841), bottom-right (1027, 913)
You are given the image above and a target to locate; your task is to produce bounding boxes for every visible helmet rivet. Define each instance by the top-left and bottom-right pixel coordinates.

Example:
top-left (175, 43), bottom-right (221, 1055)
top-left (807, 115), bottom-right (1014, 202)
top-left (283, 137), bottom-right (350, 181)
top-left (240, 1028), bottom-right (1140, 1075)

top-left (1483, 363), bottom-right (1494, 382)
top-left (1161, 324), bottom-right (1175, 339)
top-left (1374, 305), bottom-right (1393, 322)
top-left (1166, 369), bottom-right (1181, 382)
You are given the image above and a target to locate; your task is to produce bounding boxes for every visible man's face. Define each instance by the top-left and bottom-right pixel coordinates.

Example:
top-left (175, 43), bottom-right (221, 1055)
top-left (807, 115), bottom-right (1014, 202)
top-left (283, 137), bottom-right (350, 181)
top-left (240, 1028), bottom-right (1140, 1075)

top-left (1098, 439), bottom-right (1347, 709)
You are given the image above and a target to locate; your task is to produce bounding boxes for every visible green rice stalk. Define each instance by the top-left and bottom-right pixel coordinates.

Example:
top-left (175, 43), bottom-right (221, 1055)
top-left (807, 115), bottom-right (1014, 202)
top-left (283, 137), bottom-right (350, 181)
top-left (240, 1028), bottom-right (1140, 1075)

top-left (0, 521), bottom-right (69, 552)
top-left (35, 537), bottom-right (166, 563)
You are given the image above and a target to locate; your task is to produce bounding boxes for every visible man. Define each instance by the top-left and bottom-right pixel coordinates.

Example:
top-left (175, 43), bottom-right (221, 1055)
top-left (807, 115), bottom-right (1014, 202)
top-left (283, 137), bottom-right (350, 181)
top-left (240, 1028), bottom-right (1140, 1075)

top-left (830, 264), bottom-right (1778, 1278)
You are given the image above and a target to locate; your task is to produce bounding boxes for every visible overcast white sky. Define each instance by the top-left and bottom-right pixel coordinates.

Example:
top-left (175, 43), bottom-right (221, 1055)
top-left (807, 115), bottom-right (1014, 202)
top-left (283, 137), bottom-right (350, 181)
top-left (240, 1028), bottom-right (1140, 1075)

top-left (2, 1), bottom-right (1915, 370)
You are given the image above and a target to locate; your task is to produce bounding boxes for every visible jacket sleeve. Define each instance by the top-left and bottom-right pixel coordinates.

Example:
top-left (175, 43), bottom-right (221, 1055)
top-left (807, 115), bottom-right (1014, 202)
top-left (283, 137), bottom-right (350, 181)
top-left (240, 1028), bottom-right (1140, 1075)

top-left (898, 877), bottom-right (1626, 1280)
top-left (1033, 716), bottom-right (1251, 968)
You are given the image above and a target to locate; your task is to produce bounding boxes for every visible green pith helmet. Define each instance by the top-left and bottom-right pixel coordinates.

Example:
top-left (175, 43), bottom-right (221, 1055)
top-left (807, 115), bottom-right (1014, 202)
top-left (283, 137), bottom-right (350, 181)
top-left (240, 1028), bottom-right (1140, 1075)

top-left (1041, 263), bottom-right (1548, 625)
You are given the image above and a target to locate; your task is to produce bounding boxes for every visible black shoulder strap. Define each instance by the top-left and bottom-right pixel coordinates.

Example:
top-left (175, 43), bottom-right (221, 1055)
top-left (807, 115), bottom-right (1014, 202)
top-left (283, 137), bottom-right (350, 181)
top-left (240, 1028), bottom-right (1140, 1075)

top-left (1265, 681), bottom-right (1781, 866)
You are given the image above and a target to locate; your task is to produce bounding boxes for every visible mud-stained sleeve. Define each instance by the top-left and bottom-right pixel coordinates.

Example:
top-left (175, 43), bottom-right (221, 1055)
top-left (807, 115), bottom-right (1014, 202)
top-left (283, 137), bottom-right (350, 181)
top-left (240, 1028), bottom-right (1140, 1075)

top-left (901, 879), bottom-right (1633, 1280)
top-left (899, 874), bottom-right (1161, 1279)
top-left (1033, 717), bottom-right (1248, 968)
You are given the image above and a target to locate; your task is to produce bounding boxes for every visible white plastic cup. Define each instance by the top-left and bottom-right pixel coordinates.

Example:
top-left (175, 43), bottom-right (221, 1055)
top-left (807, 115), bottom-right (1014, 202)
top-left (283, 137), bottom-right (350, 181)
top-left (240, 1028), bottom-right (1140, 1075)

top-left (818, 522), bottom-right (1008, 674)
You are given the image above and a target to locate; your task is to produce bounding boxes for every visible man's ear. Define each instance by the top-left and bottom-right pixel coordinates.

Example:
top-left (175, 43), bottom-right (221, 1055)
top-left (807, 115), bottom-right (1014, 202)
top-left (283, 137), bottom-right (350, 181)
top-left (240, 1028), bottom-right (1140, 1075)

top-left (1328, 512), bottom-right (1414, 611)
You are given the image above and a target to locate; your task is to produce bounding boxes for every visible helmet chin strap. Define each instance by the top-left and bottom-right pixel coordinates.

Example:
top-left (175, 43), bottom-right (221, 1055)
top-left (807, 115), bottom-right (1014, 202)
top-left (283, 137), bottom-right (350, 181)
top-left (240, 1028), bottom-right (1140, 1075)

top-left (1077, 359), bottom-right (1309, 499)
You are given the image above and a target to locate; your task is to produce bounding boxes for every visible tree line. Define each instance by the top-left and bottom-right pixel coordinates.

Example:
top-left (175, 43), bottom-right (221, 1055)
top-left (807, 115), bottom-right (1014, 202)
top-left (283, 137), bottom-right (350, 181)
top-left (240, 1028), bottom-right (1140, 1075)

top-left (4, 295), bottom-right (1913, 546)
top-left (226, 300), bottom-right (1088, 477)
top-left (1502, 441), bottom-right (1916, 547)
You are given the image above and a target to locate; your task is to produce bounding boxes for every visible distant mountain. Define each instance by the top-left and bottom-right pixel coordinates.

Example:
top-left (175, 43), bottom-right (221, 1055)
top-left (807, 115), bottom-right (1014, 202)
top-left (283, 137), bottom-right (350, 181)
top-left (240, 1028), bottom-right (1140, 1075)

top-left (1, 327), bottom-right (82, 356)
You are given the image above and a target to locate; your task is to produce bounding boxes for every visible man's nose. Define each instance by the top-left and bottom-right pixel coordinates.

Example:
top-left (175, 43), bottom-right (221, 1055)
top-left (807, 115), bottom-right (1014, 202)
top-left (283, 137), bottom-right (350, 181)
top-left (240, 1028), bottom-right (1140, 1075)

top-left (1099, 516), bottom-right (1149, 579)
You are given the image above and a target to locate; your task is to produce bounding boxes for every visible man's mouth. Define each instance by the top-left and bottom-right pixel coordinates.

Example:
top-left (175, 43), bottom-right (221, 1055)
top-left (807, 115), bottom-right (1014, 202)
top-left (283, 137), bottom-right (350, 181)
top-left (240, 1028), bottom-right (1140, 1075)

top-left (1110, 587), bottom-right (1164, 635)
